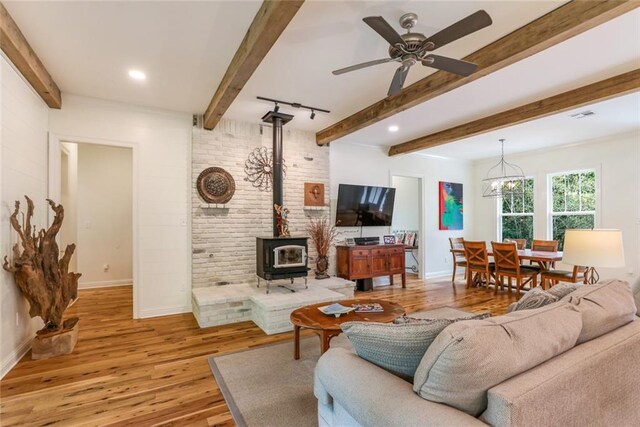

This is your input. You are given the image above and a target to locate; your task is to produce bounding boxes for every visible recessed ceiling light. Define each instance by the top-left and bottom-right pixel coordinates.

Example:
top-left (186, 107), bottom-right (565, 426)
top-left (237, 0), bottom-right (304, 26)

top-left (128, 70), bottom-right (146, 81)
top-left (388, 125), bottom-right (399, 132)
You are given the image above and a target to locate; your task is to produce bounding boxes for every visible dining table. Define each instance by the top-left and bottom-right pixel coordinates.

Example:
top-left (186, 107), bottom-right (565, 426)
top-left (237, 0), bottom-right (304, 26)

top-left (450, 247), bottom-right (563, 271)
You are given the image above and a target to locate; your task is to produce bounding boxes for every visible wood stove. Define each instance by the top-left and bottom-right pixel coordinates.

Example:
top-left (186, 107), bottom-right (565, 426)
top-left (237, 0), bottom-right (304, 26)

top-left (256, 237), bottom-right (308, 293)
top-left (255, 109), bottom-right (309, 293)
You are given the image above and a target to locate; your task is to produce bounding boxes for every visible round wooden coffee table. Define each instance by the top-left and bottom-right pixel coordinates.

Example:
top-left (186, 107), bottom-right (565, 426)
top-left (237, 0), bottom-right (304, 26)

top-left (289, 299), bottom-right (405, 359)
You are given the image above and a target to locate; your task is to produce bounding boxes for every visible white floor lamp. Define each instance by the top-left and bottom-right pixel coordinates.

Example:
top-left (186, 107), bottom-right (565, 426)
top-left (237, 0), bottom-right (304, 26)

top-left (562, 229), bottom-right (625, 284)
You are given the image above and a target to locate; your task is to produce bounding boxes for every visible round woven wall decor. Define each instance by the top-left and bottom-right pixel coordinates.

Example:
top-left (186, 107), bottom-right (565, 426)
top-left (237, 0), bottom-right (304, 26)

top-left (196, 167), bottom-right (235, 204)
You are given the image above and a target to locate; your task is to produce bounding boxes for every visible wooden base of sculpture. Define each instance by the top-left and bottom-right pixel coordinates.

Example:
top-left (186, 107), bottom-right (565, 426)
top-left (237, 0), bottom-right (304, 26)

top-left (32, 320), bottom-right (79, 360)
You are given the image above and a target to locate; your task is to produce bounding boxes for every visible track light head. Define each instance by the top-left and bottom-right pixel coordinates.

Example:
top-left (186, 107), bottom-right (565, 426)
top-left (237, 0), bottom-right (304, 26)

top-left (310, 110), bottom-right (316, 120)
top-left (274, 103), bottom-right (280, 113)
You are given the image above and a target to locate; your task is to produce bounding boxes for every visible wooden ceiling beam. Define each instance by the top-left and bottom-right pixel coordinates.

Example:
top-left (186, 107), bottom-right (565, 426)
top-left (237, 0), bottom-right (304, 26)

top-left (0, 2), bottom-right (61, 108)
top-left (203, 0), bottom-right (304, 130)
top-left (316, 0), bottom-right (639, 146)
top-left (388, 69), bottom-right (640, 156)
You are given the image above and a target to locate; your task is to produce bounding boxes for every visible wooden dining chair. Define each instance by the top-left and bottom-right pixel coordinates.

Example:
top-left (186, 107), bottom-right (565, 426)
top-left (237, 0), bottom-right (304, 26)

top-left (541, 265), bottom-right (587, 289)
top-left (449, 237), bottom-right (467, 284)
top-left (491, 241), bottom-right (540, 297)
top-left (505, 238), bottom-right (527, 250)
top-left (463, 241), bottom-right (494, 290)
top-left (530, 239), bottom-right (559, 268)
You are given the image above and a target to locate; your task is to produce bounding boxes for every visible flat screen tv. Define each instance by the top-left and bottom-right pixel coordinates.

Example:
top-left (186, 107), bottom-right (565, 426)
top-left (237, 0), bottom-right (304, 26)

top-left (335, 184), bottom-right (396, 227)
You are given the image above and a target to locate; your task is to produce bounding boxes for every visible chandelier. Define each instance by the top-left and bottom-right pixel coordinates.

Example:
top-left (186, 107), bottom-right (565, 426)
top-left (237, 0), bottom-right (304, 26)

top-left (482, 139), bottom-right (526, 198)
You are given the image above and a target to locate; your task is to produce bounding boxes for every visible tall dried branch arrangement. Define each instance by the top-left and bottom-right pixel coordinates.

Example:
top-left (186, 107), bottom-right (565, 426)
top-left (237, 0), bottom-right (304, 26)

top-left (3, 196), bottom-right (81, 334)
top-left (307, 217), bottom-right (338, 257)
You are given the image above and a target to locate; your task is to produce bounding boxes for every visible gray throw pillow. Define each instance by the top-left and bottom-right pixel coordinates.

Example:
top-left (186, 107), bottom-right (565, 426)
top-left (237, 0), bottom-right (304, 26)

top-left (632, 276), bottom-right (640, 317)
top-left (546, 283), bottom-right (581, 299)
top-left (341, 313), bottom-right (489, 379)
top-left (511, 287), bottom-right (558, 311)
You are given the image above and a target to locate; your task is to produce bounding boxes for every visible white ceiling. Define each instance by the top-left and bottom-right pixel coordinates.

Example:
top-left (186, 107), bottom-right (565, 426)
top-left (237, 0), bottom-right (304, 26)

top-left (342, 8), bottom-right (640, 159)
top-left (224, 0), bottom-right (566, 131)
top-left (3, 0), bottom-right (262, 113)
top-left (420, 92), bottom-right (640, 160)
top-left (3, 1), bottom-right (638, 161)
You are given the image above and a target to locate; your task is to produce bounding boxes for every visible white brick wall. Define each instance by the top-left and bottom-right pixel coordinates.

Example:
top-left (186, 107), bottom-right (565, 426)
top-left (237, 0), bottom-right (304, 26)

top-left (192, 119), bottom-right (331, 287)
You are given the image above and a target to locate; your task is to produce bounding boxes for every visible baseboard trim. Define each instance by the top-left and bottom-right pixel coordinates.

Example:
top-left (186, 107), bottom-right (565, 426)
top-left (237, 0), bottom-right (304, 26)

top-left (139, 305), bottom-right (192, 319)
top-left (79, 279), bottom-right (133, 289)
top-left (1, 337), bottom-right (32, 379)
top-left (425, 270), bottom-right (452, 279)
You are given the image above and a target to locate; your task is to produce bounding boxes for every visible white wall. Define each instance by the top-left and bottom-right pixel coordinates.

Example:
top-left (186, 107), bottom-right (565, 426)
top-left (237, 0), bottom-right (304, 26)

top-left (330, 142), bottom-right (475, 278)
top-left (0, 56), bottom-right (48, 378)
top-left (472, 133), bottom-right (640, 280)
top-left (59, 142), bottom-right (78, 272)
top-left (391, 175), bottom-right (420, 272)
top-left (76, 144), bottom-right (133, 287)
top-left (49, 94), bottom-right (192, 318)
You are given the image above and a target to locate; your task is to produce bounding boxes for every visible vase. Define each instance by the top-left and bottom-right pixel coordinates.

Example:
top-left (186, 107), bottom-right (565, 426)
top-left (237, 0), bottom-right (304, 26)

top-left (315, 255), bottom-right (329, 280)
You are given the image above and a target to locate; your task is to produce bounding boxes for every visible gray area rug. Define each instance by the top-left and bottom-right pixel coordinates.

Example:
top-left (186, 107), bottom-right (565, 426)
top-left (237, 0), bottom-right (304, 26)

top-left (208, 306), bottom-right (472, 427)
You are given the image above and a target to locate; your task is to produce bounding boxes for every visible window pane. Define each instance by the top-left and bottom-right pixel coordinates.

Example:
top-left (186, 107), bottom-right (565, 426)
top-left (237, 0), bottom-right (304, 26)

top-left (502, 215), bottom-right (534, 244)
top-left (512, 185), bottom-right (524, 212)
top-left (524, 178), bottom-right (534, 213)
top-left (581, 171), bottom-right (596, 211)
top-left (552, 214), bottom-right (595, 250)
top-left (552, 175), bottom-right (565, 212)
top-left (502, 193), bottom-right (513, 214)
top-left (565, 173), bottom-right (580, 211)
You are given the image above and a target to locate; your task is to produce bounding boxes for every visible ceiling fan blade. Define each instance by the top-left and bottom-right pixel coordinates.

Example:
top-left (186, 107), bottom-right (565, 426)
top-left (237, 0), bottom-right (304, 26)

top-left (363, 16), bottom-right (406, 47)
top-left (332, 58), bottom-right (396, 75)
top-left (422, 55), bottom-right (478, 76)
top-left (388, 66), bottom-right (409, 96)
top-left (426, 10), bottom-right (492, 50)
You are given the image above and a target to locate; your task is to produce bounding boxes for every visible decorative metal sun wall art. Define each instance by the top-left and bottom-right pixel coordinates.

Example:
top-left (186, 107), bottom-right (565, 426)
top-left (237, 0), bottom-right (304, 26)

top-left (196, 167), bottom-right (236, 204)
top-left (244, 146), bottom-right (286, 192)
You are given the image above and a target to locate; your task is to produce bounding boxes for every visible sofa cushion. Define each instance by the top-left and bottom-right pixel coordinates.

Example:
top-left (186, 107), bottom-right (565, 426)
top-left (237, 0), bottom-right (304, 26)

top-left (413, 303), bottom-right (582, 417)
top-left (561, 279), bottom-right (636, 344)
top-left (341, 313), bottom-right (489, 379)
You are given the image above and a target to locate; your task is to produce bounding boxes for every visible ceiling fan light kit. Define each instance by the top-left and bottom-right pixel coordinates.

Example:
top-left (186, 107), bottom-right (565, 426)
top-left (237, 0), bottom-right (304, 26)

top-left (333, 10), bottom-right (492, 96)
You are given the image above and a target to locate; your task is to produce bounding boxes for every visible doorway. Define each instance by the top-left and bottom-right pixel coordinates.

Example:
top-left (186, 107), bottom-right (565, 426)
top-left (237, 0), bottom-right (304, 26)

top-left (391, 175), bottom-right (423, 279)
top-left (55, 141), bottom-right (134, 307)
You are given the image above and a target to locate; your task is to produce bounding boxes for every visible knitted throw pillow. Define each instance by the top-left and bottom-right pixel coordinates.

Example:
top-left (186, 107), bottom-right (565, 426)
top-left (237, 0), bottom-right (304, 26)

top-left (341, 313), bottom-right (490, 379)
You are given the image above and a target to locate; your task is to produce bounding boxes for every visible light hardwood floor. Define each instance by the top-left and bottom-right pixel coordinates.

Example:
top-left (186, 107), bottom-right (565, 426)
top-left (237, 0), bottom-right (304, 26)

top-left (1, 276), bottom-right (517, 426)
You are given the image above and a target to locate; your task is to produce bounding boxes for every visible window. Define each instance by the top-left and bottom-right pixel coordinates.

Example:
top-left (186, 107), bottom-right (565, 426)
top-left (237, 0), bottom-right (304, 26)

top-left (499, 178), bottom-right (534, 243)
top-left (549, 170), bottom-right (596, 250)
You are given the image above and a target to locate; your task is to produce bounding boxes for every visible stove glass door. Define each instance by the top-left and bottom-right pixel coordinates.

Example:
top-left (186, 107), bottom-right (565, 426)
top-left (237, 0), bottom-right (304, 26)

top-left (273, 245), bottom-right (306, 268)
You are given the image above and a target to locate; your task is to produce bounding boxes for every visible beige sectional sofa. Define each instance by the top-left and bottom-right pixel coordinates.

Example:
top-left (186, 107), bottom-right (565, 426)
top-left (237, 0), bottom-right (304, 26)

top-left (314, 280), bottom-right (640, 426)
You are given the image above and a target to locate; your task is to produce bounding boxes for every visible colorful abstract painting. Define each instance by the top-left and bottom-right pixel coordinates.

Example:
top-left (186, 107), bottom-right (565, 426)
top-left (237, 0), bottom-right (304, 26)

top-left (439, 181), bottom-right (463, 230)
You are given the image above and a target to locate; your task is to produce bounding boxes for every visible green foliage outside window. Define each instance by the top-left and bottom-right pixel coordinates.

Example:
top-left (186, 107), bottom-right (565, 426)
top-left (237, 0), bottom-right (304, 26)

top-left (551, 171), bottom-right (596, 250)
top-left (500, 178), bottom-right (534, 244)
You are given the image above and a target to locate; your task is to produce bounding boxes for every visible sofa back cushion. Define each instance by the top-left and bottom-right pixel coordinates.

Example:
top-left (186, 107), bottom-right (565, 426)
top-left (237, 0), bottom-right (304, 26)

top-left (561, 279), bottom-right (636, 344)
top-left (413, 303), bottom-right (582, 417)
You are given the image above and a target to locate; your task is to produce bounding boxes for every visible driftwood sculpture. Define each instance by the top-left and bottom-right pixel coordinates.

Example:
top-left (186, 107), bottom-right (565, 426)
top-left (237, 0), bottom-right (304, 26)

top-left (3, 196), bottom-right (81, 335)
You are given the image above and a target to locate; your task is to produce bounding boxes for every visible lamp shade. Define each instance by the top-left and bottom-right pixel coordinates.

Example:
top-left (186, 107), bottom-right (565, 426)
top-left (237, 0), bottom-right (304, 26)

top-left (562, 229), bottom-right (625, 267)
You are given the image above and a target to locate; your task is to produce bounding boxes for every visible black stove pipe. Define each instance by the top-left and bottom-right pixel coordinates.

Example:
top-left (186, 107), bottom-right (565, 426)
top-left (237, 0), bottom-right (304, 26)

top-left (261, 110), bottom-right (293, 237)
top-left (272, 116), bottom-right (283, 236)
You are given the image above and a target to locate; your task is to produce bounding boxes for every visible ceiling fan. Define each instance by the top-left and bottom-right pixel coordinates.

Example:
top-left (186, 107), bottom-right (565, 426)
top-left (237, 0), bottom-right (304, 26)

top-left (333, 10), bottom-right (492, 96)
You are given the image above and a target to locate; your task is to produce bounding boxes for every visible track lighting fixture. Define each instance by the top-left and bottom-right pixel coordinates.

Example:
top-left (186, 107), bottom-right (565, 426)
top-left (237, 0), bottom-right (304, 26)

top-left (257, 96), bottom-right (330, 118)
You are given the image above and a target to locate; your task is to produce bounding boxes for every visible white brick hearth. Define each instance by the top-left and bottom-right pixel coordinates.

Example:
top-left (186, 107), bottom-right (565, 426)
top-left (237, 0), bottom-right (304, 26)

top-left (192, 277), bottom-right (355, 335)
